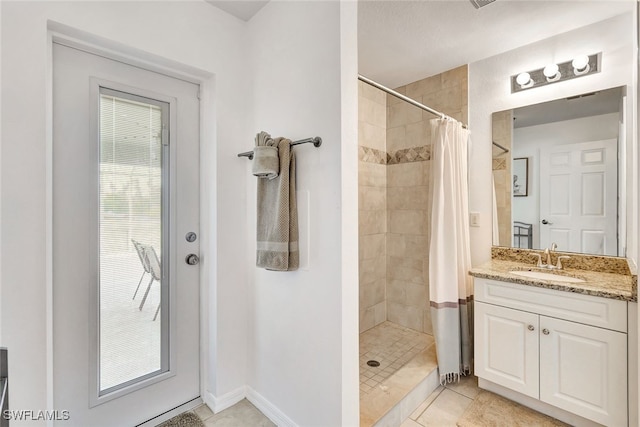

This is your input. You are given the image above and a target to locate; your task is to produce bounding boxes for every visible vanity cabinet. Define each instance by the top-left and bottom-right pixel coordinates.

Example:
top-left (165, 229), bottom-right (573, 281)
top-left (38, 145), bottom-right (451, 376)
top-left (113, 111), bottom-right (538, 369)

top-left (474, 278), bottom-right (628, 427)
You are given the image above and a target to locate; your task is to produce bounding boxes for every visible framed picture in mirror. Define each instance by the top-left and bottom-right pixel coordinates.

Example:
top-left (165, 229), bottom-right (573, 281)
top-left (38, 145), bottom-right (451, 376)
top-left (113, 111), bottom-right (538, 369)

top-left (513, 157), bottom-right (528, 197)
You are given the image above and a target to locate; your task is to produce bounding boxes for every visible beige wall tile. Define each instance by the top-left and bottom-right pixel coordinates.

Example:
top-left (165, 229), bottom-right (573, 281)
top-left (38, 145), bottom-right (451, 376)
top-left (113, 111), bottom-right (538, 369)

top-left (359, 80), bottom-right (386, 106)
top-left (359, 255), bottom-right (386, 285)
top-left (359, 277), bottom-right (375, 307)
top-left (441, 64), bottom-right (467, 89)
top-left (387, 162), bottom-right (425, 187)
top-left (386, 126), bottom-right (406, 152)
top-left (387, 86), bottom-right (406, 106)
top-left (359, 209), bottom-right (386, 235)
top-left (388, 186), bottom-right (428, 211)
top-left (359, 162), bottom-right (387, 188)
top-left (406, 121), bottom-right (430, 148)
top-left (388, 209), bottom-right (428, 235)
top-left (359, 96), bottom-right (386, 128)
top-left (387, 279), bottom-right (406, 304)
top-left (373, 301), bottom-right (387, 326)
top-left (359, 121), bottom-right (386, 151)
top-left (423, 308), bottom-right (433, 335)
top-left (387, 302), bottom-right (423, 332)
top-left (388, 101), bottom-right (422, 129)
top-left (422, 85), bottom-right (462, 118)
top-left (406, 75), bottom-right (441, 99)
top-left (372, 277), bottom-right (385, 305)
top-left (387, 233), bottom-right (428, 260)
top-left (359, 277), bottom-right (385, 308)
top-left (359, 185), bottom-right (387, 211)
top-left (387, 255), bottom-right (423, 284)
top-left (360, 233), bottom-right (386, 260)
top-left (405, 283), bottom-right (427, 309)
top-left (360, 307), bottom-right (375, 333)
top-left (422, 160), bottom-right (432, 185)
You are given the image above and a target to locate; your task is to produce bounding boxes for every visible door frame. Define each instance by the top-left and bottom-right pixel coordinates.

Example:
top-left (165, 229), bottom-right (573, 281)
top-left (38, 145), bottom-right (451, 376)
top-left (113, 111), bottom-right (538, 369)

top-left (45, 22), bottom-right (216, 425)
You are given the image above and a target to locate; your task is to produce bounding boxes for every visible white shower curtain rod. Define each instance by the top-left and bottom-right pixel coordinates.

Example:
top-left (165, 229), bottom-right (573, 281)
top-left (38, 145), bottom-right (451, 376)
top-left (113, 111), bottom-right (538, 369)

top-left (357, 74), bottom-right (469, 129)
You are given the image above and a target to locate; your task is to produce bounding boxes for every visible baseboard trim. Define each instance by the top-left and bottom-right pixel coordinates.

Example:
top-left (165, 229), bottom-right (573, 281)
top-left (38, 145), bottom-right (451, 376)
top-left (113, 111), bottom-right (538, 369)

top-left (204, 386), bottom-right (246, 413)
top-left (246, 386), bottom-right (298, 427)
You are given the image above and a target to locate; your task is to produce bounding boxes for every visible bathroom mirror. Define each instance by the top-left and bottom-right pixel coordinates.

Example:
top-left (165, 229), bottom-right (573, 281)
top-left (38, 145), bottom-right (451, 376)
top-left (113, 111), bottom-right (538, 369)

top-left (492, 86), bottom-right (625, 257)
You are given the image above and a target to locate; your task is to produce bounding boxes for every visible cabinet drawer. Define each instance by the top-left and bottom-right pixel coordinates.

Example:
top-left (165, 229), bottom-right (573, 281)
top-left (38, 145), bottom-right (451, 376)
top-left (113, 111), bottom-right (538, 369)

top-left (474, 278), bottom-right (627, 332)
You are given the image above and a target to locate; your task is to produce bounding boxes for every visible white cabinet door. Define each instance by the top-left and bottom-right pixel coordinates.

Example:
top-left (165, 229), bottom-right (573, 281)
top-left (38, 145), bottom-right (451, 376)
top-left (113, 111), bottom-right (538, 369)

top-left (540, 316), bottom-right (627, 426)
top-left (475, 302), bottom-right (539, 398)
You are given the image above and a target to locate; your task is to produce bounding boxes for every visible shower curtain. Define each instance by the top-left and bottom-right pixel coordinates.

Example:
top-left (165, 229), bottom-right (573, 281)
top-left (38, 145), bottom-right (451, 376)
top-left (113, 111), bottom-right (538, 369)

top-left (428, 118), bottom-right (473, 384)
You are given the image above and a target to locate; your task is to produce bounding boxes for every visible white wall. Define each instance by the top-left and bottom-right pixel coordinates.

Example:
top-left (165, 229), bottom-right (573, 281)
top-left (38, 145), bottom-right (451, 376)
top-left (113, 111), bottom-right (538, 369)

top-left (469, 11), bottom-right (638, 266)
top-left (511, 113), bottom-right (620, 248)
top-left (1, 0), bottom-right (251, 418)
top-left (245, 1), bottom-right (359, 426)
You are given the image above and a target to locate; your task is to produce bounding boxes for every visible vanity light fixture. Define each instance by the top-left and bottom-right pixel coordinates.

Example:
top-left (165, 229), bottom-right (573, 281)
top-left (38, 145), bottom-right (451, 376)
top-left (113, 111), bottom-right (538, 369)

top-left (543, 64), bottom-right (561, 82)
top-left (572, 55), bottom-right (590, 75)
top-left (516, 72), bottom-right (533, 88)
top-left (511, 53), bottom-right (600, 93)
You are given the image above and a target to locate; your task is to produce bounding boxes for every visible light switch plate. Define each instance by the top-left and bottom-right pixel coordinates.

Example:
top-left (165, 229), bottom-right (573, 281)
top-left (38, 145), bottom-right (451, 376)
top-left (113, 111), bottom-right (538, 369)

top-left (470, 212), bottom-right (480, 227)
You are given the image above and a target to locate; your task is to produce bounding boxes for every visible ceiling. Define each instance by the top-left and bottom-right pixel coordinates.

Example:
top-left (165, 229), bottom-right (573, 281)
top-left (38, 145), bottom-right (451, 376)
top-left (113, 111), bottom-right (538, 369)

top-left (206, 1), bottom-right (635, 89)
top-left (358, 0), bottom-right (636, 89)
top-left (205, 0), bottom-right (269, 21)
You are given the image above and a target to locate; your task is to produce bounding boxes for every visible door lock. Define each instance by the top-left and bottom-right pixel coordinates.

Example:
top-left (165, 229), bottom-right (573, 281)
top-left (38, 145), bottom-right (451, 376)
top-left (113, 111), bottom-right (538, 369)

top-left (185, 254), bottom-right (200, 265)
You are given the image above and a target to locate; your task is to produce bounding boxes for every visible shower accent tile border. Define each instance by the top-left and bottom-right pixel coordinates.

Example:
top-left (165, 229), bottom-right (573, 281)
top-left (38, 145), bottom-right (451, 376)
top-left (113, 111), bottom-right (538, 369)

top-left (358, 145), bottom-right (432, 165)
top-left (388, 145), bottom-right (431, 165)
top-left (492, 158), bottom-right (506, 170)
top-left (359, 146), bottom-right (387, 165)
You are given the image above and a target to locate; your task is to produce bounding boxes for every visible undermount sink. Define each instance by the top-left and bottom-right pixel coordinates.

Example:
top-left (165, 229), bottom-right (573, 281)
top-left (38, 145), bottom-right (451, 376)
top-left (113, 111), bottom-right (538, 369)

top-left (509, 270), bottom-right (586, 283)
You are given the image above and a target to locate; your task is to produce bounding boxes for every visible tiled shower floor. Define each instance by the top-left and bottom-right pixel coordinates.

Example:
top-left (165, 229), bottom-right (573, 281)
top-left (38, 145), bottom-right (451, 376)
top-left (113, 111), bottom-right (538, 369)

top-left (359, 322), bottom-right (434, 394)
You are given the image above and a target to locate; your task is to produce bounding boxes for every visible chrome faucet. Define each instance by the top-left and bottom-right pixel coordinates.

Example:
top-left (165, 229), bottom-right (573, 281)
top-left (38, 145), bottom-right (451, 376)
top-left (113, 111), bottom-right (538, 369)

top-left (556, 255), bottom-right (570, 270)
top-left (530, 253), bottom-right (544, 268)
top-left (545, 243), bottom-right (557, 266)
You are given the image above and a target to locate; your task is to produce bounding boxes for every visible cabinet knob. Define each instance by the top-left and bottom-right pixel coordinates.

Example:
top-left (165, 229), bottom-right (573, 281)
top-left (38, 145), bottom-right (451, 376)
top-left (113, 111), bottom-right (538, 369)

top-left (542, 328), bottom-right (550, 335)
top-left (527, 325), bottom-right (535, 331)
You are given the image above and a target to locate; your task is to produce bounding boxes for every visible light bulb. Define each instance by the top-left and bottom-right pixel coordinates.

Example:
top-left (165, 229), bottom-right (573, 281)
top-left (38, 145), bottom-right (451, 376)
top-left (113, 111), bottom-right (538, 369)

top-left (543, 64), bottom-right (560, 82)
top-left (516, 72), bottom-right (532, 87)
top-left (572, 55), bottom-right (590, 74)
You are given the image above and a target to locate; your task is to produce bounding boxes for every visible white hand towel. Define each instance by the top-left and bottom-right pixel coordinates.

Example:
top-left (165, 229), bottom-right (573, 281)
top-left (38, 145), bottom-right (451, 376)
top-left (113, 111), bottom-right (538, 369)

top-left (252, 131), bottom-right (279, 179)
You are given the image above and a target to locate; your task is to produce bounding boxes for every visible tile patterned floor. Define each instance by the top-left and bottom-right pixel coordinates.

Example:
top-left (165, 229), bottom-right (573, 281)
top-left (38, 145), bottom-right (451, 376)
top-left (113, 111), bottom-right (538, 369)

top-left (193, 399), bottom-right (275, 426)
top-left (401, 375), bottom-right (484, 427)
top-left (359, 322), bottom-right (433, 394)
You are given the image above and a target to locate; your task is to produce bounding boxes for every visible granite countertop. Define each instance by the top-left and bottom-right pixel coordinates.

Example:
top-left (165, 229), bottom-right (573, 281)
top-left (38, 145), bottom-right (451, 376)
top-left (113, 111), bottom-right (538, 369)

top-left (470, 258), bottom-right (637, 302)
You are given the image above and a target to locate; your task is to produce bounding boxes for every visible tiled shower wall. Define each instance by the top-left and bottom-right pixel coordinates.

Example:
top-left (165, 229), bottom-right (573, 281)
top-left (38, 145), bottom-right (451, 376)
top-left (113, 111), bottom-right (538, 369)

top-left (358, 66), bottom-right (469, 334)
top-left (385, 65), bottom-right (468, 334)
top-left (358, 81), bottom-right (387, 333)
top-left (492, 110), bottom-right (513, 247)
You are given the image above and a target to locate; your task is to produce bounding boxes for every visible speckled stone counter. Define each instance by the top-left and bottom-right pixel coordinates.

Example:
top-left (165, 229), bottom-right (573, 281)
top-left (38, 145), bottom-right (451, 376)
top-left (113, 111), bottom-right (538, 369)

top-left (469, 248), bottom-right (637, 302)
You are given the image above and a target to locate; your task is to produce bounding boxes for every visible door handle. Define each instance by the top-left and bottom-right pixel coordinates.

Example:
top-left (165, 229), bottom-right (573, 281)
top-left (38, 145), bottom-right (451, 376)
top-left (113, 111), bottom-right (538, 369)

top-left (185, 254), bottom-right (200, 265)
top-left (541, 219), bottom-right (553, 225)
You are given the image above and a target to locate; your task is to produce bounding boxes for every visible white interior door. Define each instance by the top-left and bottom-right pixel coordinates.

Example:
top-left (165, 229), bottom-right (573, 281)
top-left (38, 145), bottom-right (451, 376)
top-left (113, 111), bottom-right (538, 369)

top-left (539, 139), bottom-right (617, 255)
top-left (53, 42), bottom-right (200, 426)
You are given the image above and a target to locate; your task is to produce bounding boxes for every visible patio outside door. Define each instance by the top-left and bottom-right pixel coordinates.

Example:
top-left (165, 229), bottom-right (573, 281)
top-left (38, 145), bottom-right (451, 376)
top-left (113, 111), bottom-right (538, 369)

top-left (52, 42), bottom-right (200, 426)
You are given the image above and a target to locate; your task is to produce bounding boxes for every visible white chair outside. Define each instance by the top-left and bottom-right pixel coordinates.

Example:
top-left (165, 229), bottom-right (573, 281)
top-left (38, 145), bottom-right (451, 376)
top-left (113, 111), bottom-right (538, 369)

top-left (139, 245), bottom-right (162, 321)
top-left (131, 239), bottom-right (151, 300)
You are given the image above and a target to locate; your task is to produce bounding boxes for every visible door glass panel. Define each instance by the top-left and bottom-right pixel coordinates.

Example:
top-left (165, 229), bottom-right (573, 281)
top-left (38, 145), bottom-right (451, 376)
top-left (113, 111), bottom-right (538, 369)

top-left (99, 89), bottom-right (168, 394)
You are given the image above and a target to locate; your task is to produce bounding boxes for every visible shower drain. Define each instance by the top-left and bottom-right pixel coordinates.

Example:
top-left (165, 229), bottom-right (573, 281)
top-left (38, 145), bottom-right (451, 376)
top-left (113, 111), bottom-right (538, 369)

top-left (366, 360), bottom-right (380, 367)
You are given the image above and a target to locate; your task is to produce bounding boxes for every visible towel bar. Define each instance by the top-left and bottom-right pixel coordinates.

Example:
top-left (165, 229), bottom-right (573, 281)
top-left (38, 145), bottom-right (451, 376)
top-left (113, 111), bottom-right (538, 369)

top-left (238, 136), bottom-right (322, 160)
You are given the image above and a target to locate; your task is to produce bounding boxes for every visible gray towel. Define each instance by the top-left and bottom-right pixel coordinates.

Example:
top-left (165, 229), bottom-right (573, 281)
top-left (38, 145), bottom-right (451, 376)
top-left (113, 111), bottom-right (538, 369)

top-left (256, 137), bottom-right (299, 271)
top-left (252, 131), bottom-right (279, 179)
